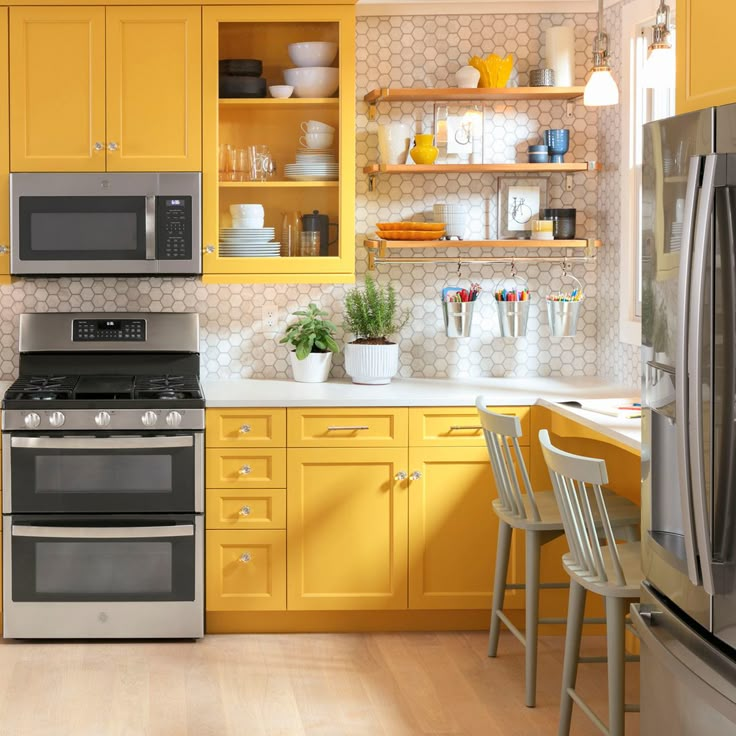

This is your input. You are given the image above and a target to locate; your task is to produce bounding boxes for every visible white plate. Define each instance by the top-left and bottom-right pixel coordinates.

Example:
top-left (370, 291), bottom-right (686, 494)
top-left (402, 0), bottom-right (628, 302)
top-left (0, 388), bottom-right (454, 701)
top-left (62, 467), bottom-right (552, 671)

top-left (285, 173), bottom-right (339, 181)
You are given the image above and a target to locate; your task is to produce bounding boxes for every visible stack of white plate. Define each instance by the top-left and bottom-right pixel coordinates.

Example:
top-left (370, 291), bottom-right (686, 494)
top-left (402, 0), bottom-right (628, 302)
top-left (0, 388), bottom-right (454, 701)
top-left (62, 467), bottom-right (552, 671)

top-left (284, 148), bottom-right (338, 181)
top-left (218, 227), bottom-right (281, 258)
top-left (670, 221), bottom-right (682, 251)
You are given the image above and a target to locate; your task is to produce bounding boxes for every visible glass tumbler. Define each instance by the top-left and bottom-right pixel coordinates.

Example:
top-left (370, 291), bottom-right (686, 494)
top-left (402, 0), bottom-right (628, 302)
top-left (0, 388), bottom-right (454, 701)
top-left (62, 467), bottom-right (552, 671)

top-left (299, 230), bottom-right (320, 257)
top-left (281, 210), bottom-right (302, 257)
top-left (218, 143), bottom-right (232, 181)
top-left (248, 145), bottom-right (273, 182)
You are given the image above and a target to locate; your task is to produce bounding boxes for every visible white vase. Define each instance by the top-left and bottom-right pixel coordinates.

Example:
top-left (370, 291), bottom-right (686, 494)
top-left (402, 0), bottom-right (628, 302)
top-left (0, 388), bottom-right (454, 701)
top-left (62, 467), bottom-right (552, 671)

top-left (289, 351), bottom-right (332, 383)
top-left (344, 343), bottom-right (399, 385)
top-left (377, 123), bottom-right (412, 165)
top-left (455, 65), bottom-right (481, 88)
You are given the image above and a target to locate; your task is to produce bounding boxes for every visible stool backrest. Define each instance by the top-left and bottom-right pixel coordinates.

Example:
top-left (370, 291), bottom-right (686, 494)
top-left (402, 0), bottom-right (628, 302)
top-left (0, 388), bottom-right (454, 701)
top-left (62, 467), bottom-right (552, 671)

top-left (538, 429), bottom-right (625, 586)
top-left (476, 397), bottom-right (540, 522)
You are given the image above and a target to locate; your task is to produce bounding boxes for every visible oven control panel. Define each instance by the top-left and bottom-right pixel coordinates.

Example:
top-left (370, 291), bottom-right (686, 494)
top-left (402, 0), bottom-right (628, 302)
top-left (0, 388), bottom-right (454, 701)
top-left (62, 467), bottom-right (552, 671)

top-left (73, 319), bottom-right (146, 342)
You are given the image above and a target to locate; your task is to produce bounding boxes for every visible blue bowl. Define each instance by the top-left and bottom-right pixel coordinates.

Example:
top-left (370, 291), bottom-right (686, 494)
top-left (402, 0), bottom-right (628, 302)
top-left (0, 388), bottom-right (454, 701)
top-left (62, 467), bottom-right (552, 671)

top-left (528, 152), bottom-right (550, 163)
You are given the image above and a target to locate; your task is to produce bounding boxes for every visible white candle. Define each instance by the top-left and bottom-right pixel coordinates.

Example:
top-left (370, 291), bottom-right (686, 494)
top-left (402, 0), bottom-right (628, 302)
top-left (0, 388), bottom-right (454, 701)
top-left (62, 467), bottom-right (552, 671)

top-left (545, 26), bottom-right (575, 87)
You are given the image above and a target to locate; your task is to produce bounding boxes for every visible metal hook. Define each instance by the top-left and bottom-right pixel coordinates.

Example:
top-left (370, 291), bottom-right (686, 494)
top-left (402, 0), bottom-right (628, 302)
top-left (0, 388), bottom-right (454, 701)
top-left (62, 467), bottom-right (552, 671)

top-left (457, 261), bottom-right (462, 279)
top-left (510, 259), bottom-right (517, 279)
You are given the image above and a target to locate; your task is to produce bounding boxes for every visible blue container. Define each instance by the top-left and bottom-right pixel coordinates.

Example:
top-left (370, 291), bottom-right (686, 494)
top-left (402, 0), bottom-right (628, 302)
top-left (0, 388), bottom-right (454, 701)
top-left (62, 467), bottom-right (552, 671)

top-left (544, 129), bottom-right (570, 163)
top-left (528, 144), bottom-right (550, 163)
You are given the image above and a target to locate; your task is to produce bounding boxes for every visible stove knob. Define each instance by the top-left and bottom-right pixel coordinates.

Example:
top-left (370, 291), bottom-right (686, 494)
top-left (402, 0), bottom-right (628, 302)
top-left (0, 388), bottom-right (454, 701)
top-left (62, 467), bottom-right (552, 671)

top-left (165, 411), bottom-right (183, 428)
top-left (95, 411), bottom-right (112, 428)
top-left (48, 411), bottom-right (65, 428)
top-left (141, 410), bottom-right (158, 427)
top-left (24, 412), bottom-right (41, 429)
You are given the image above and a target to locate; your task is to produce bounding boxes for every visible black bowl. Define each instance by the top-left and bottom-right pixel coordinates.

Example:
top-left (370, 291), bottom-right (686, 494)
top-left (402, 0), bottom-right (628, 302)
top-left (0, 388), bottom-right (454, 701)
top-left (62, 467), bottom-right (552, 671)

top-left (219, 59), bottom-right (263, 77)
top-left (219, 75), bottom-right (267, 99)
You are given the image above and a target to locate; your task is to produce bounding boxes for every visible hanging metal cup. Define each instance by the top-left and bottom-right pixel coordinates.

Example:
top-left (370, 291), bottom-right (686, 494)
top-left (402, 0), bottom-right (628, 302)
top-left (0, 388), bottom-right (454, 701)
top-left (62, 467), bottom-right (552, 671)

top-left (546, 299), bottom-right (582, 337)
top-left (442, 301), bottom-right (475, 338)
top-left (495, 299), bottom-right (530, 337)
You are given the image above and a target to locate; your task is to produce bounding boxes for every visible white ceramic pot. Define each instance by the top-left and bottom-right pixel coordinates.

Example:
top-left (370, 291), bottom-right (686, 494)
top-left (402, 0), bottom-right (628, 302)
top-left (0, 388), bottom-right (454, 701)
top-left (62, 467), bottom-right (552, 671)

top-left (377, 123), bottom-right (412, 165)
top-left (455, 65), bottom-right (481, 88)
top-left (289, 351), bottom-right (332, 383)
top-left (344, 343), bottom-right (399, 385)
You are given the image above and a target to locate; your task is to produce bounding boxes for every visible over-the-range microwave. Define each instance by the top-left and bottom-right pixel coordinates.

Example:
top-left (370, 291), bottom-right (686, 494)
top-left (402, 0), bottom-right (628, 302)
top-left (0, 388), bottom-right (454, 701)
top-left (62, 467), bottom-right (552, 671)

top-left (10, 172), bottom-right (201, 276)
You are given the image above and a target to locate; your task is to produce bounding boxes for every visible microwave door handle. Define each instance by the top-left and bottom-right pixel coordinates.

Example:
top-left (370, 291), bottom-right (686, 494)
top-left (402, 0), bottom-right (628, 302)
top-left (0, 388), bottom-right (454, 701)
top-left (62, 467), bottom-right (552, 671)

top-left (688, 153), bottom-right (718, 596)
top-left (675, 155), bottom-right (705, 586)
top-left (10, 436), bottom-right (193, 450)
top-left (145, 195), bottom-right (156, 260)
top-left (12, 525), bottom-right (194, 539)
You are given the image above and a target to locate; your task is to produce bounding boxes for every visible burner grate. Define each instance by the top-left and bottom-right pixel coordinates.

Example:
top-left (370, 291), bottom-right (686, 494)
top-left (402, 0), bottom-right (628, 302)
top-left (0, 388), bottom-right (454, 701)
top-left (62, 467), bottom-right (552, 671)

top-left (134, 375), bottom-right (202, 401)
top-left (5, 375), bottom-right (78, 401)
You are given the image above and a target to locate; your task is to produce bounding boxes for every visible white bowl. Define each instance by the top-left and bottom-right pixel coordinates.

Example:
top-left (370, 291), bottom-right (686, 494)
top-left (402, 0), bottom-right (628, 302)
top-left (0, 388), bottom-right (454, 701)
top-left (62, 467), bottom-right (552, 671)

top-left (269, 85), bottom-right (294, 99)
top-left (232, 218), bottom-right (265, 229)
top-left (288, 42), bottom-right (338, 68)
top-left (283, 67), bottom-right (339, 98)
top-left (230, 204), bottom-right (264, 216)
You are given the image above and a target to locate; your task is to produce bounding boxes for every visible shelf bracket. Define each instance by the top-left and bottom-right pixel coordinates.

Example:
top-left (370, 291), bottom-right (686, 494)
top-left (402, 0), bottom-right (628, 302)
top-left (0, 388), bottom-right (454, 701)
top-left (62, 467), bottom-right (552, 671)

top-left (566, 101), bottom-right (574, 120)
top-left (368, 173), bottom-right (376, 192)
top-left (368, 102), bottom-right (377, 120)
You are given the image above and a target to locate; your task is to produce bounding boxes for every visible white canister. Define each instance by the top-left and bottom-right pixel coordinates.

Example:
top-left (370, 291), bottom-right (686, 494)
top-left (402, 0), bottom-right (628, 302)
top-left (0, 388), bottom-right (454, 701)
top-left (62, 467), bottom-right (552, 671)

top-left (545, 26), bottom-right (575, 87)
top-left (377, 123), bottom-right (412, 165)
top-left (455, 65), bottom-right (481, 89)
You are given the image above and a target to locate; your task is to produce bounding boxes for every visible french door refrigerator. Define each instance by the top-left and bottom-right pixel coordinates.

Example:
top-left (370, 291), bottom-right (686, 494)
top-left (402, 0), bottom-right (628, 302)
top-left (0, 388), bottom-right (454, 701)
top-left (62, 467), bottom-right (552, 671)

top-left (634, 104), bottom-right (736, 733)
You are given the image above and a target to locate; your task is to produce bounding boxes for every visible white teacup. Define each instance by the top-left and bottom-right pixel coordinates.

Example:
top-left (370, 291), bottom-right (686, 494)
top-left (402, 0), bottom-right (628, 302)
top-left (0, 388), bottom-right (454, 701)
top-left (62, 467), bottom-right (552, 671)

top-left (230, 204), bottom-right (264, 216)
top-left (299, 132), bottom-right (334, 149)
top-left (301, 120), bottom-right (335, 134)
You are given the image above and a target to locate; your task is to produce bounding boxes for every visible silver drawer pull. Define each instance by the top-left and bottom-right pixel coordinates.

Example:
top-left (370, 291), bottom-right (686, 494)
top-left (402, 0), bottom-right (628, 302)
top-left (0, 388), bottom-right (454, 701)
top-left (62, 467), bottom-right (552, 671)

top-left (239, 552), bottom-right (252, 563)
top-left (238, 464), bottom-right (252, 475)
top-left (239, 424), bottom-right (252, 434)
top-left (239, 505), bottom-right (252, 516)
top-left (326, 425), bottom-right (370, 431)
top-left (449, 425), bottom-right (482, 431)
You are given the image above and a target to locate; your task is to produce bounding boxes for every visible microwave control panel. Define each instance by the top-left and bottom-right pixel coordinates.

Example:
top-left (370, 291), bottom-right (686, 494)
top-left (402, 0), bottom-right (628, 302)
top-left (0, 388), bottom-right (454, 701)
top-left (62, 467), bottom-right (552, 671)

top-left (156, 196), bottom-right (192, 260)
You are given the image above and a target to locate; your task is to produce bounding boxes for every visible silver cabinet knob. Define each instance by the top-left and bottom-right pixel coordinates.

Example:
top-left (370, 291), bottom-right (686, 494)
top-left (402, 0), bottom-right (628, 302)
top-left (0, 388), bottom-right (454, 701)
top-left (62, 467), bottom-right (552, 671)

top-left (239, 552), bottom-right (252, 563)
top-left (141, 410), bottom-right (158, 427)
top-left (205, 245), bottom-right (215, 254)
top-left (239, 424), bottom-right (251, 434)
top-left (24, 412), bottom-right (41, 429)
top-left (94, 411), bottom-right (111, 428)
top-left (239, 505), bottom-right (252, 516)
top-left (238, 464), bottom-right (252, 475)
top-left (108, 142), bottom-right (119, 152)
top-left (48, 411), bottom-right (65, 428)
top-left (0, 245), bottom-right (8, 254)
top-left (94, 142), bottom-right (104, 152)
top-left (410, 471), bottom-right (422, 480)
top-left (395, 471), bottom-right (407, 481)
top-left (166, 411), bottom-right (182, 428)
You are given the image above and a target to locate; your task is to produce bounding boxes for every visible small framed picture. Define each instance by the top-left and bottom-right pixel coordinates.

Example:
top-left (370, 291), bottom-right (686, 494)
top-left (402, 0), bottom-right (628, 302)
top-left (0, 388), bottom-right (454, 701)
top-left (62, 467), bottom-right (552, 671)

top-left (497, 178), bottom-right (547, 239)
top-left (434, 104), bottom-right (484, 163)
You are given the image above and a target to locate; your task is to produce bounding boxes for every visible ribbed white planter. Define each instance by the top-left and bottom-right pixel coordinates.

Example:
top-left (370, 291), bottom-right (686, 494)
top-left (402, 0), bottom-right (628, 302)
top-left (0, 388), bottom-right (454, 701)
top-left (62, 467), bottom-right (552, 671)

top-left (344, 342), bottom-right (399, 385)
top-left (289, 352), bottom-right (332, 383)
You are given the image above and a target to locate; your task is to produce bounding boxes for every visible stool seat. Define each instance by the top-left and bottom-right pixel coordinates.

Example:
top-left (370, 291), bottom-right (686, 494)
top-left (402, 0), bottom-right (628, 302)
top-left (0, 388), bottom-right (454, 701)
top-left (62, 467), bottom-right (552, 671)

top-left (562, 541), bottom-right (641, 599)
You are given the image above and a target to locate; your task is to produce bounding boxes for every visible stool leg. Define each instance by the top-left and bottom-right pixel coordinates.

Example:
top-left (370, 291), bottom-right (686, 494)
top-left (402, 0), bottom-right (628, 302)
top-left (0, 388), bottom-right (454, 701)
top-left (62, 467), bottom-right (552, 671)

top-left (488, 520), bottom-right (512, 658)
top-left (605, 596), bottom-right (627, 736)
top-left (558, 580), bottom-right (586, 736)
top-left (525, 530), bottom-right (541, 708)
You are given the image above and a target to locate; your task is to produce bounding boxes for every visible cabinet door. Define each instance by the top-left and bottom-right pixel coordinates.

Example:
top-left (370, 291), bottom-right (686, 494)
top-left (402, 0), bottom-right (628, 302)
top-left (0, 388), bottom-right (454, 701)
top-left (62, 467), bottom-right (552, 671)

top-left (287, 448), bottom-right (408, 610)
top-left (10, 7), bottom-right (106, 172)
top-left (0, 7), bottom-right (9, 280)
top-left (677, 0), bottom-right (736, 112)
top-left (408, 446), bottom-right (525, 610)
top-left (106, 7), bottom-right (201, 172)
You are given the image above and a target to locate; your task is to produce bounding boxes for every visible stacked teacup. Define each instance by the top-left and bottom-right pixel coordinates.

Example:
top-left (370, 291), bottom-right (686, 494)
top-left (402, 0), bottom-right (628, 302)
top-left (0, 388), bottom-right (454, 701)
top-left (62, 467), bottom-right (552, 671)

top-left (433, 203), bottom-right (468, 240)
top-left (230, 203), bottom-right (264, 228)
top-left (284, 120), bottom-right (338, 181)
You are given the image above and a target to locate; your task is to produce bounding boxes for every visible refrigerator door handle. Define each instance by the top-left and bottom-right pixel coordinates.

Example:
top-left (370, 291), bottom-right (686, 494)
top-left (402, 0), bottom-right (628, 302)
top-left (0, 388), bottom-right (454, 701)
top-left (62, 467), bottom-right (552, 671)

top-left (675, 155), bottom-right (705, 586)
top-left (688, 153), bottom-right (718, 596)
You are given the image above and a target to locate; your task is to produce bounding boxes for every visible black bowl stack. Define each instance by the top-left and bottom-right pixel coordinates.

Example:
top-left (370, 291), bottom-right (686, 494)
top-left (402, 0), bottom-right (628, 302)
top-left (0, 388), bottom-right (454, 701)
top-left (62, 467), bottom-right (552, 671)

top-left (219, 59), bottom-right (267, 98)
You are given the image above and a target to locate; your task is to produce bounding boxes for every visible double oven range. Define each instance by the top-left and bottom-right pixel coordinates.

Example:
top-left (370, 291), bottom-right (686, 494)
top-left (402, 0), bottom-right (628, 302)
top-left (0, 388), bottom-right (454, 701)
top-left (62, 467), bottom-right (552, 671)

top-left (2, 313), bottom-right (204, 639)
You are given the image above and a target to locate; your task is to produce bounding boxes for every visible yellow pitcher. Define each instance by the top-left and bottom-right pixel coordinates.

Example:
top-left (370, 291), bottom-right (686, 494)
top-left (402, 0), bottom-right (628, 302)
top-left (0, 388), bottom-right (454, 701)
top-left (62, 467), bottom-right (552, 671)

top-left (410, 134), bottom-right (439, 164)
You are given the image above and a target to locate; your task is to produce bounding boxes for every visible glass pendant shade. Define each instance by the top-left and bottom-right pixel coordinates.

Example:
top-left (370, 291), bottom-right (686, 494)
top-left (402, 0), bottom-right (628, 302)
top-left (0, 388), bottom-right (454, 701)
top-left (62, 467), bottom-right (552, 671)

top-left (584, 66), bottom-right (620, 106)
top-left (643, 45), bottom-right (675, 88)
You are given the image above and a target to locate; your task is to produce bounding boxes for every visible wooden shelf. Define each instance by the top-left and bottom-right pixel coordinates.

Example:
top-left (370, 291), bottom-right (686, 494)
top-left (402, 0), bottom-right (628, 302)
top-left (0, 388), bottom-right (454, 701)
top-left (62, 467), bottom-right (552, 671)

top-left (219, 180), bottom-right (338, 188)
top-left (664, 175), bottom-right (688, 183)
top-left (364, 86), bottom-right (585, 106)
top-left (365, 162), bottom-right (599, 175)
top-left (219, 98), bottom-right (339, 108)
top-left (365, 238), bottom-right (599, 250)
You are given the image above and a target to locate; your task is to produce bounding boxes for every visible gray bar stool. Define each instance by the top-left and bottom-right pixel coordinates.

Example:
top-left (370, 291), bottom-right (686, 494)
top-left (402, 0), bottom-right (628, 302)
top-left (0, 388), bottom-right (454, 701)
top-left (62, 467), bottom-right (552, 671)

top-left (539, 429), bottom-right (641, 736)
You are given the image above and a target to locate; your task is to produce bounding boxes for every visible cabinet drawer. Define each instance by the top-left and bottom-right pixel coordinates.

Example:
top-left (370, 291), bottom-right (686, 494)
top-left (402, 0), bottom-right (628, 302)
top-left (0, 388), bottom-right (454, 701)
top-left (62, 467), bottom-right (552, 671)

top-left (206, 408), bottom-right (286, 448)
top-left (287, 408), bottom-right (408, 448)
top-left (409, 406), bottom-right (530, 446)
top-left (205, 449), bottom-right (286, 489)
top-left (206, 488), bottom-right (285, 530)
top-left (206, 530), bottom-right (285, 611)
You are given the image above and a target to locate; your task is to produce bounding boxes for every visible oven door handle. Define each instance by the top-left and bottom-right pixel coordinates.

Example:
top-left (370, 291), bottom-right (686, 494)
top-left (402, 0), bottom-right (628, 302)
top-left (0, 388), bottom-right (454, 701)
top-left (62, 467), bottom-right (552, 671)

top-left (11, 524), bottom-right (194, 539)
top-left (10, 436), bottom-right (193, 450)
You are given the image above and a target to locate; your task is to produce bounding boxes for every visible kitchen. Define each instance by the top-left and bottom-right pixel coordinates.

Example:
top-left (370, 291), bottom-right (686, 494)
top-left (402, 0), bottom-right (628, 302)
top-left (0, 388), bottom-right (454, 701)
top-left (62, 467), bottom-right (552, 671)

top-left (0, 0), bottom-right (732, 734)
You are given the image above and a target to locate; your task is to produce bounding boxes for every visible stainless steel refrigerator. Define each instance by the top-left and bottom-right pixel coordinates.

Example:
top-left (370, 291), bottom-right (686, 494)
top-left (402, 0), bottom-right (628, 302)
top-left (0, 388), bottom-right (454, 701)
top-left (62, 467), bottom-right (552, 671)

top-left (635, 104), bottom-right (736, 733)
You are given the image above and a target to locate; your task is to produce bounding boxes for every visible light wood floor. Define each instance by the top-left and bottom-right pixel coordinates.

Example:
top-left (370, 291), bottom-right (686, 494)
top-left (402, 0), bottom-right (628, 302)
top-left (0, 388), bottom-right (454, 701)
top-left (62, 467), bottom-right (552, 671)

top-left (0, 631), bottom-right (639, 736)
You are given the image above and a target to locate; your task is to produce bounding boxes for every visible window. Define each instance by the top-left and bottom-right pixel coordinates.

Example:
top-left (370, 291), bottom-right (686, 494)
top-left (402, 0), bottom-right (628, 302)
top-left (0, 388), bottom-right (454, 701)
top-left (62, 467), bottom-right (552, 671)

top-left (619, 0), bottom-right (676, 346)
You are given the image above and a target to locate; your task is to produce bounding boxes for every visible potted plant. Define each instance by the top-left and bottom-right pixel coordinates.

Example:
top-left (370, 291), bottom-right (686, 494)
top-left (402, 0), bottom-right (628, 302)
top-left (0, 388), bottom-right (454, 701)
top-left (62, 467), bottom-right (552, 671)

top-left (343, 275), bottom-right (410, 384)
top-left (280, 303), bottom-right (339, 383)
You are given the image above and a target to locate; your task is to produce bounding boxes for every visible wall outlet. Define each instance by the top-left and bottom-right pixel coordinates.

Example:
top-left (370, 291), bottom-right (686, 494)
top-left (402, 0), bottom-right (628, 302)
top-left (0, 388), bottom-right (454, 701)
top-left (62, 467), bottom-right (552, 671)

top-left (260, 302), bottom-right (278, 332)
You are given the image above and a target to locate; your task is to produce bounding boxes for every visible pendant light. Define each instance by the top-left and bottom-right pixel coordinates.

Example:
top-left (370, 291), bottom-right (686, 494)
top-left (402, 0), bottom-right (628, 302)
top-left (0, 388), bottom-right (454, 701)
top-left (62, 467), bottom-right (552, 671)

top-left (584, 0), bottom-right (620, 106)
top-left (643, 0), bottom-right (675, 88)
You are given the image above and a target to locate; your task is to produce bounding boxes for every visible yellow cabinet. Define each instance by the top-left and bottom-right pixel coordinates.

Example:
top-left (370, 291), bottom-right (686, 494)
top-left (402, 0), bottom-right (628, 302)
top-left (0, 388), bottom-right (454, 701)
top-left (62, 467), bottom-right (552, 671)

top-left (206, 488), bottom-right (286, 530)
top-left (206, 529), bottom-right (286, 611)
top-left (287, 407), bottom-right (408, 448)
top-left (202, 5), bottom-right (356, 284)
top-left (287, 448), bottom-right (408, 610)
top-left (677, 0), bottom-right (736, 112)
top-left (206, 408), bottom-right (286, 448)
top-left (10, 6), bottom-right (201, 172)
top-left (0, 7), bottom-right (9, 282)
top-left (206, 448), bottom-right (286, 489)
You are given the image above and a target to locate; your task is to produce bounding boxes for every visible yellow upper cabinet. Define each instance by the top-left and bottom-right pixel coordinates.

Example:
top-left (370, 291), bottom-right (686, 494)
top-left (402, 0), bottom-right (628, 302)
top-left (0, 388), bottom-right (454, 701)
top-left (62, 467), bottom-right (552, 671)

top-left (10, 6), bottom-right (201, 172)
top-left (677, 0), bottom-right (736, 113)
top-left (0, 7), bottom-right (10, 280)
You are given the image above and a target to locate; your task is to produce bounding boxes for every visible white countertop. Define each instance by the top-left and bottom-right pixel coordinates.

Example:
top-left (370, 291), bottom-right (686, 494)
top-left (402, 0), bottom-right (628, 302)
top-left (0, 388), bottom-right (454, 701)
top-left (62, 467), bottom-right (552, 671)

top-left (203, 377), bottom-right (642, 451)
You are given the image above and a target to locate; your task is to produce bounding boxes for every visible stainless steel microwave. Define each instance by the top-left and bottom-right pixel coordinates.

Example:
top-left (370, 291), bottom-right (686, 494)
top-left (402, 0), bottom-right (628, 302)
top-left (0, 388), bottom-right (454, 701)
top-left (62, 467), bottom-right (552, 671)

top-left (10, 172), bottom-right (201, 276)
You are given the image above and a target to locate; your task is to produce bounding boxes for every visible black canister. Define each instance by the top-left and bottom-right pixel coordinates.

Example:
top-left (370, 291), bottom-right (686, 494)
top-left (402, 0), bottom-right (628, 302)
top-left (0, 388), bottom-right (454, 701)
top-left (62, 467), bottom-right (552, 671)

top-left (542, 208), bottom-right (576, 239)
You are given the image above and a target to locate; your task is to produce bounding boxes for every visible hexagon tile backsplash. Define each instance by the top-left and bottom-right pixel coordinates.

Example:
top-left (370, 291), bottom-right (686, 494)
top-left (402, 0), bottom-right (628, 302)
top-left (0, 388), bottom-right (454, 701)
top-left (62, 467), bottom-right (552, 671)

top-left (0, 11), bottom-right (636, 387)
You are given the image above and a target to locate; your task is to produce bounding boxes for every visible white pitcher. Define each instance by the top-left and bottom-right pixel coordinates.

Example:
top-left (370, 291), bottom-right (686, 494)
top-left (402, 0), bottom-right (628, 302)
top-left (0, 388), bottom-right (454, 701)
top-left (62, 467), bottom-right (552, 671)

top-left (377, 122), bottom-right (412, 165)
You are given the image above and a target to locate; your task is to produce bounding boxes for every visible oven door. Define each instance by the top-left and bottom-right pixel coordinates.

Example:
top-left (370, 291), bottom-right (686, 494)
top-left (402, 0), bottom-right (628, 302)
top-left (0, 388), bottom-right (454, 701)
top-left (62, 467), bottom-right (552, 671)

top-left (3, 515), bottom-right (203, 639)
top-left (3, 433), bottom-right (203, 514)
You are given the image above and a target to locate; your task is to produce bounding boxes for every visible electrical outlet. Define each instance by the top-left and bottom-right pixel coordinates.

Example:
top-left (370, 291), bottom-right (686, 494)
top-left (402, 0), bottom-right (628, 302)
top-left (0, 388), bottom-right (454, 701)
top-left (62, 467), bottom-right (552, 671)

top-left (260, 302), bottom-right (278, 332)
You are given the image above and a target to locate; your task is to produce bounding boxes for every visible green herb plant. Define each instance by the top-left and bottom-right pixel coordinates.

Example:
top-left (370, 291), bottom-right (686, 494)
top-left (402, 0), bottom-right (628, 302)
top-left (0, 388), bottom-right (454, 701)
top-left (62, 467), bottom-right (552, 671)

top-left (280, 303), bottom-right (340, 360)
top-left (343, 275), bottom-right (410, 345)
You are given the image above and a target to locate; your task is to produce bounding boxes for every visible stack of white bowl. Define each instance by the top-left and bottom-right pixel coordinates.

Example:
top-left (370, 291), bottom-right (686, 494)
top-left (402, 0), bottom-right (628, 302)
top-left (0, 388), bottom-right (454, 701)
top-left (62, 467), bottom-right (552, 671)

top-left (284, 121), bottom-right (338, 181)
top-left (283, 42), bottom-right (339, 98)
top-left (219, 204), bottom-right (281, 258)
top-left (433, 203), bottom-right (468, 240)
top-left (230, 203), bottom-right (264, 229)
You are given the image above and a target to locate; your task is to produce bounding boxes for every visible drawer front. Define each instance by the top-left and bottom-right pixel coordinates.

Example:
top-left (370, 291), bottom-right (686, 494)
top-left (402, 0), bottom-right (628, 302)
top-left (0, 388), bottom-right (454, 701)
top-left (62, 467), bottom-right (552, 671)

top-left (206, 448), bottom-right (286, 489)
top-left (206, 530), bottom-right (286, 611)
top-left (206, 408), bottom-right (286, 448)
top-left (206, 488), bottom-right (286, 530)
top-left (287, 408), bottom-right (408, 448)
top-left (409, 406), bottom-right (531, 446)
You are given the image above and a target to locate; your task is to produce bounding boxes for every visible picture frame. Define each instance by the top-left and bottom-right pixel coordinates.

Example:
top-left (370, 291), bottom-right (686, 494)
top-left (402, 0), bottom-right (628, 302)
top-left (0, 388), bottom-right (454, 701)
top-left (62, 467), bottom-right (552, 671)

top-left (434, 104), bottom-right (485, 163)
top-left (496, 177), bottom-right (547, 239)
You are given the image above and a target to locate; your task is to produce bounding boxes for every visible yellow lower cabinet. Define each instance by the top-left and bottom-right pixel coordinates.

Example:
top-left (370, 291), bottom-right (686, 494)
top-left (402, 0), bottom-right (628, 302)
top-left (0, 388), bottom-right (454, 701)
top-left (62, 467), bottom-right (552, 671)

top-left (206, 488), bottom-right (286, 530)
top-left (206, 530), bottom-right (286, 611)
top-left (408, 446), bottom-right (525, 610)
top-left (287, 448), bottom-right (408, 610)
top-left (205, 448), bottom-right (286, 489)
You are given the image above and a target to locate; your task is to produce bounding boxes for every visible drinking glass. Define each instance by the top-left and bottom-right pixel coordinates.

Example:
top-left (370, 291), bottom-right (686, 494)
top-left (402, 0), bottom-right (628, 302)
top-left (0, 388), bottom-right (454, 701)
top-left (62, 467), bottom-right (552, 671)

top-left (218, 143), bottom-right (232, 181)
top-left (248, 145), bottom-right (274, 182)
top-left (281, 210), bottom-right (302, 257)
top-left (299, 230), bottom-right (320, 257)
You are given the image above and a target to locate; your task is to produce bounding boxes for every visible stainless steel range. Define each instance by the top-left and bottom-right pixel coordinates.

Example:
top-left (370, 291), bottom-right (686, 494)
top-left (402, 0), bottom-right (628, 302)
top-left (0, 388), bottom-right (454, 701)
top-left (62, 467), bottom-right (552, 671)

top-left (1, 312), bottom-right (204, 639)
